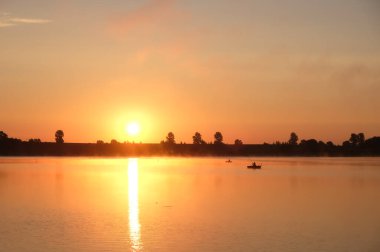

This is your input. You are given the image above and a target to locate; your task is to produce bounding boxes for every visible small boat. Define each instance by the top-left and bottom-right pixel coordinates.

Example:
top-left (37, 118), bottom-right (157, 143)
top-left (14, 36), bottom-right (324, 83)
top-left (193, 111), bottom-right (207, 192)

top-left (226, 159), bottom-right (232, 163)
top-left (247, 162), bottom-right (262, 169)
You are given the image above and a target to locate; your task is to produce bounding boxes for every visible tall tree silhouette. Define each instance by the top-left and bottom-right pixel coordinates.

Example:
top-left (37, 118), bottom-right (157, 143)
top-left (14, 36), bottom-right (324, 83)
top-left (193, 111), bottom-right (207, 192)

top-left (289, 132), bottom-right (299, 145)
top-left (193, 132), bottom-right (205, 144)
top-left (0, 131), bottom-right (8, 142)
top-left (234, 139), bottom-right (243, 145)
top-left (349, 133), bottom-right (365, 146)
top-left (358, 133), bottom-right (365, 145)
top-left (55, 130), bottom-right (64, 144)
top-left (166, 132), bottom-right (176, 144)
top-left (214, 132), bottom-right (223, 144)
top-left (349, 133), bottom-right (359, 146)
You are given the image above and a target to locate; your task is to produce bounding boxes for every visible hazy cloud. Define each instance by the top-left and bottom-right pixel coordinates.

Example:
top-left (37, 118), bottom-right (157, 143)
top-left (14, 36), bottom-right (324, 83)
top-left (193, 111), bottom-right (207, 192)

top-left (109, 0), bottom-right (179, 34)
top-left (10, 18), bottom-right (51, 24)
top-left (0, 21), bottom-right (15, 27)
top-left (108, 0), bottom-right (196, 65)
top-left (0, 13), bottom-right (51, 28)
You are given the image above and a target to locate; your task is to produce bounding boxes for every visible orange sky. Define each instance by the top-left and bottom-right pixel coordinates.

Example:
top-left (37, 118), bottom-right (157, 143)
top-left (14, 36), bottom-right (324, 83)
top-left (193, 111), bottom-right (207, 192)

top-left (1, 0), bottom-right (379, 144)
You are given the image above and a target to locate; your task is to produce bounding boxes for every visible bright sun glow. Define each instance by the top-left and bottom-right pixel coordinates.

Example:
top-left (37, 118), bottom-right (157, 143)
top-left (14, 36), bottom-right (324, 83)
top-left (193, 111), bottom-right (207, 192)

top-left (126, 122), bottom-right (140, 136)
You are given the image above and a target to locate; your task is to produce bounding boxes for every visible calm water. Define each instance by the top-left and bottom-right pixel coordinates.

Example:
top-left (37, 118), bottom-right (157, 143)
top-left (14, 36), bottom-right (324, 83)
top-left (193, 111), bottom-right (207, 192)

top-left (0, 157), bottom-right (380, 252)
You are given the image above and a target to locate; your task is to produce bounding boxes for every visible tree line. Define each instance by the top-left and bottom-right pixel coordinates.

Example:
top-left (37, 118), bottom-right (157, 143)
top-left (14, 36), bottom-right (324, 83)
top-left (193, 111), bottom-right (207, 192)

top-left (1, 129), bottom-right (380, 156)
top-left (0, 130), bottom-right (378, 147)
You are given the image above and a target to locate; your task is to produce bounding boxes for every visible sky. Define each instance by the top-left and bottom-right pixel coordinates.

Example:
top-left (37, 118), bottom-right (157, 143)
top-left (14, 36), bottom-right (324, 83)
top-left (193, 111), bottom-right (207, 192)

top-left (1, 0), bottom-right (379, 144)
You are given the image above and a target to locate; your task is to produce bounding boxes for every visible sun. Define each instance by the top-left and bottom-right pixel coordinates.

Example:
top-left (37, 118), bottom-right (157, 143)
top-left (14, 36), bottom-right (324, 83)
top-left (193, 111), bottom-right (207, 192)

top-left (126, 122), bottom-right (140, 136)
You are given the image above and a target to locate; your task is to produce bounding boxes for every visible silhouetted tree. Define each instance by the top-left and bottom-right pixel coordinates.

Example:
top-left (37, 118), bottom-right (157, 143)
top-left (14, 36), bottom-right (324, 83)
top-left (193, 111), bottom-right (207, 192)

top-left (214, 132), bottom-right (223, 144)
top-left (234, 139), bottom-right (243, 145)
top-left (326, 141), bottom-right (335, 147)
top-left (349, 133), bottom-right (358, 146)
top-left (363, 137), bottom-right (380, 154)
top-left (96, 140), bottom-right (104, 144)
top-left (192, 132), bottom-right (205, 144)
top-left (299, 139), bottom-right (320, 154)
top-left (348, 133), bottom-right (366, 147)
top-left (289, 132), bottom-right (299, 145)
top-left (0, 131), bottom-right (8, 142)
top-left (28, 138), bottom-right (41, 143)
top-left (55, 130), bottom-right (64, 144)
top-left (110, 139), bottom-right (118, 144)
top-left (358, 133), bottom-right (365, 145)
top-left (166, 132), bottom-right (176, 144)
top-left (342, 140), bottom-right (351, 147)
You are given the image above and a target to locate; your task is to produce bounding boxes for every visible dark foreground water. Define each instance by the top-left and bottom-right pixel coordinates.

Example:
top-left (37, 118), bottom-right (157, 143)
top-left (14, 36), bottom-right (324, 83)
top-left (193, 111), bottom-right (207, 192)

top-left (0, 157), bottom-right (379, 251)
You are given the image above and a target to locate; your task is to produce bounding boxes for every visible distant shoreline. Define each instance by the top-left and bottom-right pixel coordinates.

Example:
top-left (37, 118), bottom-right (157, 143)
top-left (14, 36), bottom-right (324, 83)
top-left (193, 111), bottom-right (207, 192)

top-left (1, 142), bottom-right (379, 157)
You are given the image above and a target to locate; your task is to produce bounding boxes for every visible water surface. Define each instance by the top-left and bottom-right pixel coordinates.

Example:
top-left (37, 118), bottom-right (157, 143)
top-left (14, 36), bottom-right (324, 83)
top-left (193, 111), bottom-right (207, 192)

top-left (0, 157), bottom-right (379, 251)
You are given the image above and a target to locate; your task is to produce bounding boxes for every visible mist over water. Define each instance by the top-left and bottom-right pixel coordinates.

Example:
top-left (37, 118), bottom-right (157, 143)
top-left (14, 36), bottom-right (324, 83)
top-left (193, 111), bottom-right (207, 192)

top-left (0, 157), bottom-right (379, 251)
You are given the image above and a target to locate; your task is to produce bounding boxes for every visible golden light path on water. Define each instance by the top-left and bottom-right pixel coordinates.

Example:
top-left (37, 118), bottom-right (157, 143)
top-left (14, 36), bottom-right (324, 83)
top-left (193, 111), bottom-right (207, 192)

top-left (128, 158), bottom-right (141, 251)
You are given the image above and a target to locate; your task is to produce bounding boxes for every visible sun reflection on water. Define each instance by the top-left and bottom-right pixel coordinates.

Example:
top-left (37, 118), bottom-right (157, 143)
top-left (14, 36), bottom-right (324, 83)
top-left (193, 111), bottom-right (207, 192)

top-left (128, 158), bottom-right (141, 251)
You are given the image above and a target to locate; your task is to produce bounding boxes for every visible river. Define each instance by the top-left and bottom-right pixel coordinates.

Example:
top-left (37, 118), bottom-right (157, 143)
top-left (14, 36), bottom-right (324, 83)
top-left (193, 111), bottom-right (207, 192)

top-left (0, 157), bottom-right (379, 251)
